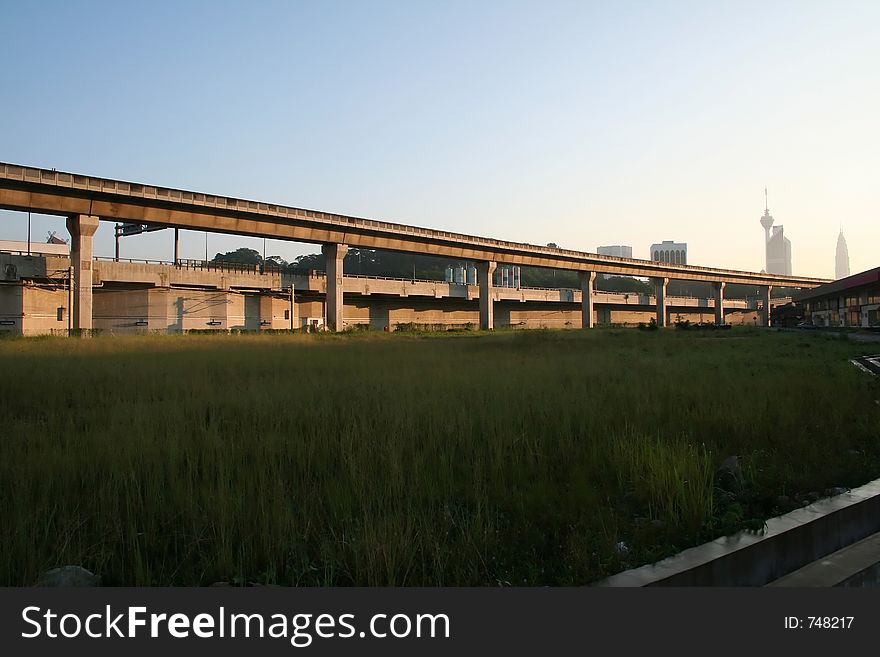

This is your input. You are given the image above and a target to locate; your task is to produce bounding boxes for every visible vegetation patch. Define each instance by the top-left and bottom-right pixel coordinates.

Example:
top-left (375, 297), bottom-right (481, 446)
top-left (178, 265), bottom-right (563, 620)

top-left (1, 328), bottom-right (878, 585)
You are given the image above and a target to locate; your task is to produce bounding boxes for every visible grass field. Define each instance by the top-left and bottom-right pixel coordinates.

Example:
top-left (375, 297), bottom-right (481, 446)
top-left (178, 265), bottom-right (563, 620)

top-left (1, 328), bottom-right (879, 586)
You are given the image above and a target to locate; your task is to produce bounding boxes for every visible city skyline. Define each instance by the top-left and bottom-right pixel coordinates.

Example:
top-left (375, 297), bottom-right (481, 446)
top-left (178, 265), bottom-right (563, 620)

top-left (0, 1), bottom-right (877, 277)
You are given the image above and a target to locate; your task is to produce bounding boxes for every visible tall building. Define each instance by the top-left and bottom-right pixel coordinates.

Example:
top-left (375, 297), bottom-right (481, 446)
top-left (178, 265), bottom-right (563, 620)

top-left (650, 241), bottom-right (687, 264)
top-left (760, 189), bottom-right (792, 275)
top-left (597, 245), bottom-right (633, 259)
top-left (835, 230), bottom-right (850, 280)
top-left (597, 245), bottom-right (633, 279)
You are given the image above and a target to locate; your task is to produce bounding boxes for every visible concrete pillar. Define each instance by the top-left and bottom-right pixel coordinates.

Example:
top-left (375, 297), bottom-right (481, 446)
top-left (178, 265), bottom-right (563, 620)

top-left (652, 277), bottom-right (668, 326)
top-left (173, 228), bottom-right (180, 265)
top-left (713, 281), bottom-right (726, 325)
top-left (579, 271), bottom-right (596, 328)
top-left (259, 294), bottom-right (274, 330)
top-left (322, 243), bottom-right (347, 331)
top-left (477, 260), bottom-right (497, 330)
top-left (760, 285), bottom-right (772, 327)
top-left (66, 214), bottom-right (100, 331)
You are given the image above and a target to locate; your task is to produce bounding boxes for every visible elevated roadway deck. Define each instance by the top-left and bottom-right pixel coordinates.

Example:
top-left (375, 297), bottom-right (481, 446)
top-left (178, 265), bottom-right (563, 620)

top-left (0, 162), bottom-right (828, 330)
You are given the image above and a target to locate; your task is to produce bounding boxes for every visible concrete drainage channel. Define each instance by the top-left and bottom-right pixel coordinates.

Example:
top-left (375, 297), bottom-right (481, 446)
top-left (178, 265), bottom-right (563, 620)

top-left (851, 354), bottom-right (880, 377)
top-left (596, 478), bottom-right (880, 587)
top-left (769, 532), bottom-right (880, 586)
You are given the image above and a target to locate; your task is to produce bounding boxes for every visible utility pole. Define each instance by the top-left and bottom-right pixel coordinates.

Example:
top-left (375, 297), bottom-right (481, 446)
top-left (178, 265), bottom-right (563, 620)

top-left (67, 265), bottom-right (73, 334)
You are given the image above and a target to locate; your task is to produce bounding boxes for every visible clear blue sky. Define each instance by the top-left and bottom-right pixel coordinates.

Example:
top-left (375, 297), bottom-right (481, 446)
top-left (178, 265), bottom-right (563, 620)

top-left (1, 0), bottom-right (877, 277)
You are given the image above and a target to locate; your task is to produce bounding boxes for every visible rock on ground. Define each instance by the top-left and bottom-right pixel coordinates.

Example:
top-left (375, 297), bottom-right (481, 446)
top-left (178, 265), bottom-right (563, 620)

top-left (36, 566), bottom-right (100, 587)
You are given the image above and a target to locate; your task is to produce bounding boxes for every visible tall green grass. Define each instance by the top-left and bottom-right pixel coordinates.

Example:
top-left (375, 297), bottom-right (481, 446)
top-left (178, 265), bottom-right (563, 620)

top-left (1, 328), bottom-right (878, 585)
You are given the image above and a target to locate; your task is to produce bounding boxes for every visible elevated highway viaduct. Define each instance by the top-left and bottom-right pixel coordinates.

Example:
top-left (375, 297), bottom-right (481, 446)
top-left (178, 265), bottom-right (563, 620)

top-left (0, 163), bottom-right (829, 331)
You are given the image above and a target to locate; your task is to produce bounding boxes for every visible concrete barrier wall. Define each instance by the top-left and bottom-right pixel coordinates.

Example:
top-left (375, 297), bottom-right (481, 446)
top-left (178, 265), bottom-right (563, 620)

top-left (600, 479), bottom-right (880, 587)
top-left (0, 285), bottom-right (756, 336)
top-left (95, 260), bottom-right (282, 290)
top-left (0, 285), bottom-right (24, 333)
top-left (22, 286), bottom-right (67, 335)
top-left (0, 254), bottom-right (761, 335)
top-left (94, 288), bottom-right (151, 332)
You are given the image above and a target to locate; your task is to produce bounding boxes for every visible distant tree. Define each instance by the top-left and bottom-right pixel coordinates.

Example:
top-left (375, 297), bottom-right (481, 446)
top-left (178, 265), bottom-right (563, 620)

top-left (286, 249), bottom-right (725, 296)
top-left (288, 253), bottom-right (326, 272)
top-left (264, 255), bottom-right (288, 269)
top-left (520, 267), bottom-right (577, 289)
top-left (596, 276), bottom-right (652, 294)
top-left (667, 280), bottom-right (710, 298)
top-left (772, 286), bottom-right (798, 299)
top-left (285, 248), bottom-right (454, 280)
top-left (211, 248), bottom-right (262, 266)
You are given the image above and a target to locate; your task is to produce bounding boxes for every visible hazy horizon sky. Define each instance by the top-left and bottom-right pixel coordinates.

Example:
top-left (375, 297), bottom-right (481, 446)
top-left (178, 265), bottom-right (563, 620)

top-left (1, 0), bottom-right (877, 278)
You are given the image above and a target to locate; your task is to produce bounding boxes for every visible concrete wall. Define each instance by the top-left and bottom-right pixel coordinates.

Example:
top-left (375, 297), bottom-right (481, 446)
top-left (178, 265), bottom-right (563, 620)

top-left (93, 288), bottom-right (151, 332)
top-left (1, 253), bottom-right (70, 282)
top-left (93, 287), bottom-right (291, 333)
top-left (338, 299), bottom-right (724, 331)
top-left (0, 285), bottom-right (68, 336)
top-left (292, 273), bottom-right (751, 311)
top-left (0, 240), bottom-right (69, 256)
top-left (0, 285), bottom-right (25, 334)
top-left (23, 286), bottom-right (67, 335)
top-left (95, 259), bottom-right (282, 291)
top-left (725, 310), bottom-right (761, 326)
top-left (0, 283), bottom-right (754, 336)
top-left (0, 253), bottom-right (764, 336)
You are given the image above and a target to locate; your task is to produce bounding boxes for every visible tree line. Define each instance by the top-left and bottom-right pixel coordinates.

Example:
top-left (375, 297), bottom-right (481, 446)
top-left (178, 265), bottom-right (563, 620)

top-left (210, 247), bottom-right (791, 299)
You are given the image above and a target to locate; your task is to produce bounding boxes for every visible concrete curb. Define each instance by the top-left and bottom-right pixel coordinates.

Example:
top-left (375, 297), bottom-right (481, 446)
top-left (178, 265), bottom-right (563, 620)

top-left (595, 478), bottom-right (880, 587)
top-left (851, 354), bottom-right (880, 376)
top-left (768, 531), bottom-right (880, 587)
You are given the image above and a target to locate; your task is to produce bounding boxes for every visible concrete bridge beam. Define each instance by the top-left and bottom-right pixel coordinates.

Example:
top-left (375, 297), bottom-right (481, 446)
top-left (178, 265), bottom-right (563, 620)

top-left (322, 243), bottom-right (347, 331)
top-left (652, 277), bottom-right (669, 326)
top-left (579, 271), bottom-right (596, 328)
top-left (713, 281), bottom-right (726, 325)
top-left (0, 164), bottom-right (831, 291)
top-left (65, 214), bottom-right (100, 331)
top-left (477, 261), bottom-right (497, 330)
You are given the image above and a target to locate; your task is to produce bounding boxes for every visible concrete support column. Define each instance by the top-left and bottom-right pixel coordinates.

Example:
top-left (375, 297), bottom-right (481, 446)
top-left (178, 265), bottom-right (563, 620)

top-left (477, 260), bottom-right (497, 330)
top-left (713, 281), bottom-right (726, 325)
top-left (66, 214), bottom-right (100, 331)
top-left (760, 285), bottom-right (772, 327)
top-left (259, 294), bottom-right (274, 330)
top-left (652, 277), bottom-right (669, 326)
top-left (322, 243), bottom-right (347, 331)
top-left (579, 271), bottom-right (596, 328)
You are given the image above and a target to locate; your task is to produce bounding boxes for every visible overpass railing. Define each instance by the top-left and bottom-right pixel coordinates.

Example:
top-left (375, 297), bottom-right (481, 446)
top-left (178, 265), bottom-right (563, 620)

top-left (1, 249), bottom-right (69, 257)
top-left (344, 273), bottom-right (448, 285)
top-left (92, 256), bottom-right (285, 275)
top-left (95, 256), bottom-right (174, 266)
